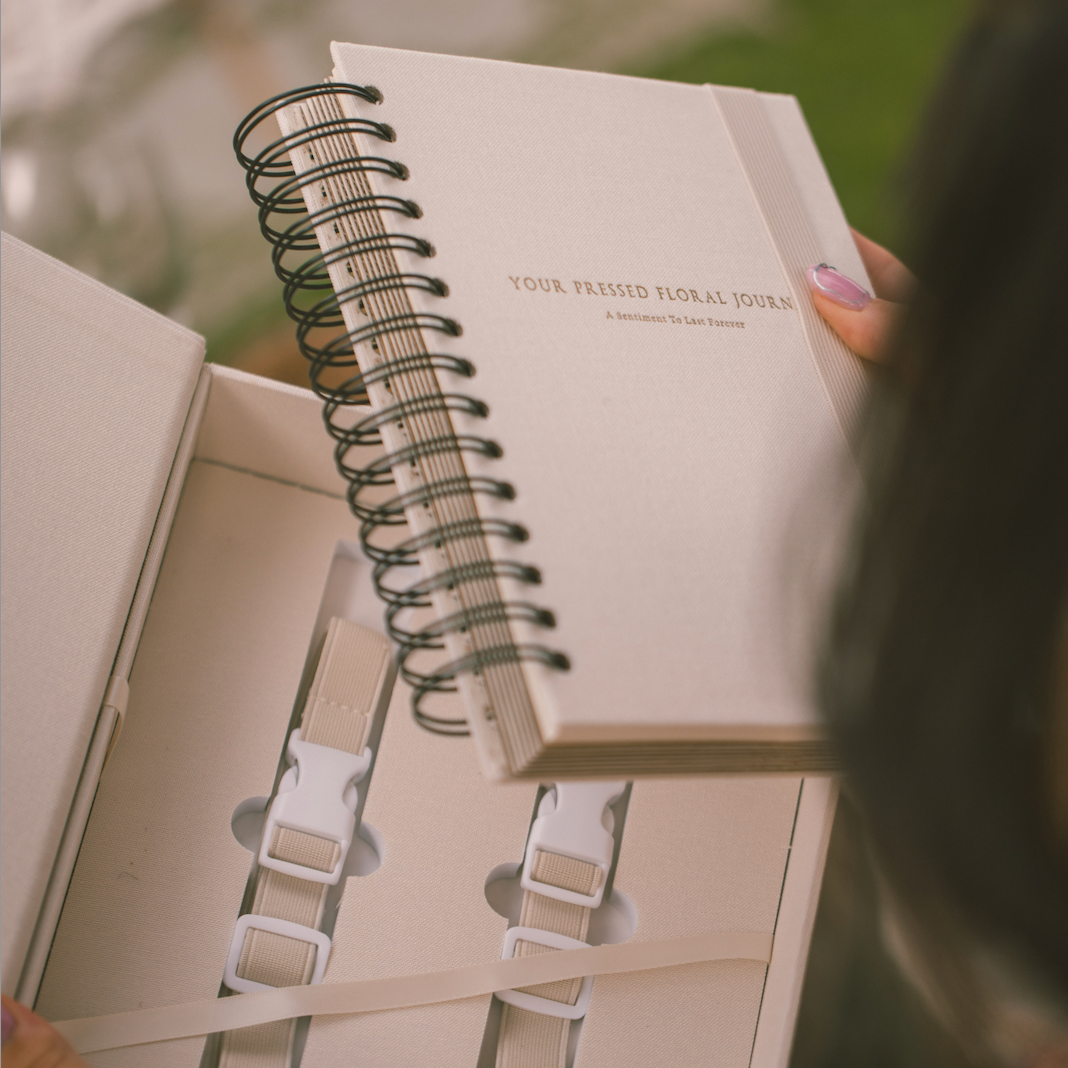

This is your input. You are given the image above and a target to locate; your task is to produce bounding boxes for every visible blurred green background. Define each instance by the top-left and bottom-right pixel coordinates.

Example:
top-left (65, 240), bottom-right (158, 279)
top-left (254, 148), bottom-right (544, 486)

top-left (639, 0), bottom-right (969, 248)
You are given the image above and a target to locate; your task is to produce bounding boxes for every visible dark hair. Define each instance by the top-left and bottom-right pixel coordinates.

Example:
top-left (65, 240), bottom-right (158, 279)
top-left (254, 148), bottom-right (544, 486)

top-left (819, 0), bottom-right (1068, 1051)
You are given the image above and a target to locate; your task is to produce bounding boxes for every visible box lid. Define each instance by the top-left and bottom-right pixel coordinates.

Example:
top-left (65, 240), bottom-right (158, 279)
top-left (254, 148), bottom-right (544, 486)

top-left (0, 233), bottom-right (204, 991)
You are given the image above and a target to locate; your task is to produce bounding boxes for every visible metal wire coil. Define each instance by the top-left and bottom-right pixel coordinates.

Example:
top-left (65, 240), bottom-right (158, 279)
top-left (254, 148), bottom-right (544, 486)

top-left (234, 83), bottom-right (569, 736)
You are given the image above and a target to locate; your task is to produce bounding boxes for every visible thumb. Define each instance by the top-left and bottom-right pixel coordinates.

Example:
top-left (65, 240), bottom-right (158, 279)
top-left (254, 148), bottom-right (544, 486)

top-left (807, 263), bottom-right (904, 363)
top-left (1, 993), bottom-right (88, 1067)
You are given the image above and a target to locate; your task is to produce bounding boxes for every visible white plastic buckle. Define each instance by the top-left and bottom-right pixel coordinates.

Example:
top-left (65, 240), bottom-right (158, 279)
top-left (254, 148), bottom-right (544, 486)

top-left (258, 729), bottom-right (372, 885)
top-left (520, 781), bottom-right (625, 908)
top-left (495, 926), bottom-right (594, 1020)
top-left (223, 914), bottom-right (332, 993)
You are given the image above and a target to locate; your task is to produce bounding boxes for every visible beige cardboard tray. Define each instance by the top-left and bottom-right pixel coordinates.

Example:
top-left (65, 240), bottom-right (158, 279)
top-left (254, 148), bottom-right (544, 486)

top-left (2, 237), bottom-right (836, 1067)
top-left (39, 365), bottom-right (835, 1067)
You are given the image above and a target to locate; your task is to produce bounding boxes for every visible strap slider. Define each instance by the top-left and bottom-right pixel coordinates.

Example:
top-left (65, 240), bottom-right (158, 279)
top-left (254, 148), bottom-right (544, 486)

top-left (520, 781), bottom-right (625, 908)
top-left (496, 926), bottom-right (594, 1020)
top-left (223, 915), bottom-right (332, 994)
top-left (258, 729), bottom-right (372, 885)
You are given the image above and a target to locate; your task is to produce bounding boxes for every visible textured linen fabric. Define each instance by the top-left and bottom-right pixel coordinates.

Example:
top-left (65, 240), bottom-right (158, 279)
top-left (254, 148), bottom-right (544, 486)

top-left (328, 45), bottom-right (864, 771)
top-left (219, 618), bottom-right (391, 1067)
top-left (496, 882), bottom-right (592, 1068)
top-left (529, 852), bottom-right (601, 898)
top-left (269, 828), bottom-right (340, 874)
top-left (236, 929), bottom-right (318, 989)
top-left (0, 234), bottom-right (204, 992)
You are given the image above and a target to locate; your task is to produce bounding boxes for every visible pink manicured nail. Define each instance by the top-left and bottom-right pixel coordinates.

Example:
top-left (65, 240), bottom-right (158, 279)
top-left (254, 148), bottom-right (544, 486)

top-left (807, 263), bottom-right (871, 309)
top-left (2, 1005), bottom-right (14, 1045)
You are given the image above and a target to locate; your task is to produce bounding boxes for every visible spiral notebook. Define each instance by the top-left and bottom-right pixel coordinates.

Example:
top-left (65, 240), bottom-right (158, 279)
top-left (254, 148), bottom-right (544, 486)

top-left (237, 43), bottom-right (868, 781)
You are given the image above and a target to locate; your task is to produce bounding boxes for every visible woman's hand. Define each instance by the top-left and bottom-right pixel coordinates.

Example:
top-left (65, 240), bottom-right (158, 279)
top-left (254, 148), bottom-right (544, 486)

top-left (2, 994), bottom-right (87, 1068)
top-left (808, 229), bottom-right (915, 361)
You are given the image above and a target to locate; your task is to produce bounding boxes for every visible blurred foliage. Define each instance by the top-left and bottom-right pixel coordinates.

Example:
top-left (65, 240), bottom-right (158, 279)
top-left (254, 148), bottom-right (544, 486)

top-left (634, 0), bottom-right (972, 254)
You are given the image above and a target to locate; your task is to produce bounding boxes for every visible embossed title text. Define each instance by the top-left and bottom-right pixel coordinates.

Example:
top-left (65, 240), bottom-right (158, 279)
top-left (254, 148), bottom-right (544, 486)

top-left (508, 275), bottom-right (795, 311)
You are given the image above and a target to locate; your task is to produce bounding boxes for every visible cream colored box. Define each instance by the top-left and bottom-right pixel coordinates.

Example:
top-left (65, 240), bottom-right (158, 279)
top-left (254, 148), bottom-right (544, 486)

top-left (1, 233), bottom-right (835, 1067)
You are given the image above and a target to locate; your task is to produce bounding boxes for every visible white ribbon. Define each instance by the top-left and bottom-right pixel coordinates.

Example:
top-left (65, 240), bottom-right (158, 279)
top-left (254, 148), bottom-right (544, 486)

top-left (55, 930), bottom-right (773, 1054)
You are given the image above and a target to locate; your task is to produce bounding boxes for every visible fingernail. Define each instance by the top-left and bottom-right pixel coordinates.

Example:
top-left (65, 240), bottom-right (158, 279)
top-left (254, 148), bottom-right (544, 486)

top-left (2, 1005), bottom-right (14, 1044)
top-left (807, 263), bottom-right (871, 309)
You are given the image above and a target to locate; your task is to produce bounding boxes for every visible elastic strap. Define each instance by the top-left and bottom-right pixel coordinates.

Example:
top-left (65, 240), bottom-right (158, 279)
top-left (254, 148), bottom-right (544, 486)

top-left (56, 930), bottom-right (774, 1055)
top-left (496, 884), bottom-right (593, 1068)
top-left (217, 618), bottom-right (390, 1067)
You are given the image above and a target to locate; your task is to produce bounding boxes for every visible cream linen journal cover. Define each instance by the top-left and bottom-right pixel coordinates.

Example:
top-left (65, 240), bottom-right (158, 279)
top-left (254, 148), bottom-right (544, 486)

top-left (245, 45), bottom-right (869, 782)
top-left (0, 233), bottom-right (204, 994)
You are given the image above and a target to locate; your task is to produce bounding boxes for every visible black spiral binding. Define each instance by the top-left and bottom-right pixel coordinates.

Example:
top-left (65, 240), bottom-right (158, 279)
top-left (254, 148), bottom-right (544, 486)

top-left (234, 84), bottom-right (569, 737)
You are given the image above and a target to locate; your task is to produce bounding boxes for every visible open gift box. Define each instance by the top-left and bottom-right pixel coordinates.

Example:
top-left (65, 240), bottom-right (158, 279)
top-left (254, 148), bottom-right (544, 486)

top-left (0, 232), bottom-right (835, 1067)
